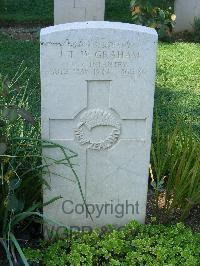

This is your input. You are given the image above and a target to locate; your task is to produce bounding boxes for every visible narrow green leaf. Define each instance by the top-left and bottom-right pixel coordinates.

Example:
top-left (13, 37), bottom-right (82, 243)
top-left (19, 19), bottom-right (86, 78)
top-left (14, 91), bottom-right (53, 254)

top-left (17, 108), bottom-right (35, 125)
top-left (2, 107), bottom-right (18, 122)
top-left (10, 233), bottom-right (29, 266)
top-left (0, 239), bottom-right (13, 266)
top-left (9, 178), bottom-right (22, 190)
top-left (8, 193), bottom-right (24, 212)
top-left (0, 142), bottom-right (7, 155)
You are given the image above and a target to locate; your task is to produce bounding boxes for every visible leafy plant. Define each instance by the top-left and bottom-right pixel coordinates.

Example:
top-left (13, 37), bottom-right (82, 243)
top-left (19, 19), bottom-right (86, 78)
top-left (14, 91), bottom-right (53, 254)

top-left (0, 72), bottom-right (86, 265)
top-left (24, 221), bottom-right (200, 265)
top-left (130, 0), bottom-right (176, 40)
top-left (151, 117), bottom-right (200, 221)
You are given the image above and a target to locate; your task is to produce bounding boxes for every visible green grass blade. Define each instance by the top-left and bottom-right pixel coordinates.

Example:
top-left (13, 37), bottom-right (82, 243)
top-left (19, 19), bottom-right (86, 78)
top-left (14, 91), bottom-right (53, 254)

top-left (10, 232), bottom-right (29, 266)
top-left (0, 239), bottom-right (13, 266)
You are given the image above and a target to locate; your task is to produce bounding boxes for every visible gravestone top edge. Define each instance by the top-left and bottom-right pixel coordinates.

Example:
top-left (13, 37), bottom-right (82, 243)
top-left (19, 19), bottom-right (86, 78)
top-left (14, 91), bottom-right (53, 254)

top-left (41, 21), bottom-right (158, 37)
top-left (41, 16), bottom-right (158, 228)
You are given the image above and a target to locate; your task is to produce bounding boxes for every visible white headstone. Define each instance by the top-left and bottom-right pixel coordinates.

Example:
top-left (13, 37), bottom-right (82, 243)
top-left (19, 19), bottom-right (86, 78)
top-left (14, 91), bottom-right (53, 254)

top-left (54, 0), bottom-right (105, 25)
top-left (41, 22), bottom-right (157, 231)
top-left (175, 0), bottom-right (200, 32)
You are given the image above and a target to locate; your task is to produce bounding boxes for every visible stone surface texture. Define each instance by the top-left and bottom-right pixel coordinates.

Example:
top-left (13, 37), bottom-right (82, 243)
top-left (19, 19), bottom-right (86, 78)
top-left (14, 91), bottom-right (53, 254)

top-left (175, 0), bottom-right (200, 32)
top-left (54, 0), bottom-right (105, 25)
top-left (41, 22), bottom-right (158, 230)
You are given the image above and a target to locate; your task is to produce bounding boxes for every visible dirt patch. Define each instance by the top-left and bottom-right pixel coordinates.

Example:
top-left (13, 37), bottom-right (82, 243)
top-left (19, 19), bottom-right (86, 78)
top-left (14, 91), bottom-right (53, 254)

top-left (146, 193), bottom-right (200, 233)
top-left (0, 27), bottom-right (40, 41)
top-left (0, 20), bottom-right (51, 28)
top-left (172, 31), bottom-right (200, 43)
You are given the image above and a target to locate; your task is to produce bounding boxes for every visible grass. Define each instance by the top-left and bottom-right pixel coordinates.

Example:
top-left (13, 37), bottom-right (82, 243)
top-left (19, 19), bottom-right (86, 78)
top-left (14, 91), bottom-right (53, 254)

top-left (0, 0), bottom-right (132, 25)
top-left (156, 42), bottom-right (200, 136)
top-left (0, 31), bottom-right (199, 137)
top-left (0, 0), bottom-right (199, 136)
top-left (0, 0), bottom-right (53, 24)
top-left (0, 31), bottom-right (40, 115)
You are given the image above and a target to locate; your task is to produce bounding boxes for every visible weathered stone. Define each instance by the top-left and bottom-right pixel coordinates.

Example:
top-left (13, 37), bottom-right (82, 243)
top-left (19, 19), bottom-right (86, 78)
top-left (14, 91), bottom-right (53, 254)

top-left (41, 22), bottom-right (158, 231)
top-left (175, 0), bottom-right (200, 32)
top-left (54, 0), bottom-right (105, 25)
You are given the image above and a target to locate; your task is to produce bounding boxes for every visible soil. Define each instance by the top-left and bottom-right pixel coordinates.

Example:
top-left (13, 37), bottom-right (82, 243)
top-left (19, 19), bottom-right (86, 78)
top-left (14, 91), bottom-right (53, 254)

top-left (0, 20), bottom-right (51, 28)
top-left (146, 193), bottom-right (200, 233)
top-left (172, 31), bottom-right (200, 43)
top-left (0, 27), bottom-right (40, 42)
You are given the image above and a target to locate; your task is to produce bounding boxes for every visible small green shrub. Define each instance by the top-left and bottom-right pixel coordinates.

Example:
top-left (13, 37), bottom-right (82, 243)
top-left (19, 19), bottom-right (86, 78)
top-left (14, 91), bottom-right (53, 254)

top-left (130, 0), bottom-right (175, 40)
top-left (24, 221), bottom-right (200, 265)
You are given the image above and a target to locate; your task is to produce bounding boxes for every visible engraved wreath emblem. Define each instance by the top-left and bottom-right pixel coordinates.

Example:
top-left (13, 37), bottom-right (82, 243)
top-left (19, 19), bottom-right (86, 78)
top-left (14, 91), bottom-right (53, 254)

top-left (74, 109), bottom-right (121, 150)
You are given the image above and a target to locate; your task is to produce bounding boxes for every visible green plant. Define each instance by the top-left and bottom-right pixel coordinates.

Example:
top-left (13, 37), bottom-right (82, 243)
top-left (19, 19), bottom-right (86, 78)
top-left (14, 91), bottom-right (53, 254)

top-left (151, 117), bottom-right (200, 221)
top-left (193, 17), bottom-right (200, 42)
top-left (105, 0), bottom-right (133, 23)
top-left (0, 72), bottom-right (86, 265)
top-left (24, 221), bottom-right (200, 265)
top-left (130, 0), bottom-right (176, 40)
